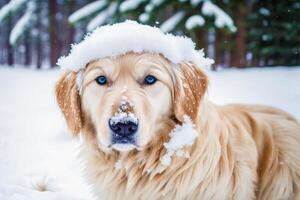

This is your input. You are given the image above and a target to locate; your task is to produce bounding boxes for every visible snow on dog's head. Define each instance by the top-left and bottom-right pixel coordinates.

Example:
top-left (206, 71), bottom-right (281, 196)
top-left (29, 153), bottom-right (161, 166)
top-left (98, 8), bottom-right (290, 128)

top-left (55, 21), bottom-right (211, 154)
top-left (57, 20), bottom-right (214, 71)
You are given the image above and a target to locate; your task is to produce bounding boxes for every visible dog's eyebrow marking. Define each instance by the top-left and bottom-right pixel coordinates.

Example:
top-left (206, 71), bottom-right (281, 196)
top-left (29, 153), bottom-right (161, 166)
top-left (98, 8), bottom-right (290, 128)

top-left (145, 62), bottom-right (165, 73)
top-left (85, 66), bottom-right (104, 74)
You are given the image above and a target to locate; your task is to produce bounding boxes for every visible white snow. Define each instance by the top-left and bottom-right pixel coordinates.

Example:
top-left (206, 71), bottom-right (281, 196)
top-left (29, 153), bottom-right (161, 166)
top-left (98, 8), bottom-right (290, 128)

top-left (119, 0), bottom-right (145, 12)
top-left (68, 0), bottom-right (107, 24)
top-left (9, 12), bottom-right (31, 45)
top-left (58, 20), bottom-right (214, 72)
top-left (139, 13), bottom-right (150, 22)
top-left (109, 97), bottom-right (138, 126)
top-left (259, 8), bottom-right (271, 16)
top-left (87, 2), bottom-right (118, 31)
top-left (0, 0), bottom-right (26, 23)
top-left (9, 1), bottom-right (36, 45)
top-left (202, 1), bottom-right (236, 32)
top-left (1, 66), bottom-right (300, 198)
top-left (145, 3), bottom-right (154, 12)
top-left (110, 112), bottom-right (138, 126)
top-left (114, 160), bottom-right (123, 170)
top-left (151, 0), bottom-right (166, 6)
top-left (139, 0), bottom-right (166, 22)
top-left (0, 67), bottom-right (92, 199)
top-left (160, 11), bottom-right (185, 33)
top-left (190, 0), bottom-right (202, 6)
top-left (185, 15), bottom-right (205, 30)
top-left (207, 67), bottom-right (300, 120)
top-left (160, 115), bottom-right (198, 166)
top-left (146, 168), bottom-right (153, 174)
top-left (175, 150), bottom-right (190, 158)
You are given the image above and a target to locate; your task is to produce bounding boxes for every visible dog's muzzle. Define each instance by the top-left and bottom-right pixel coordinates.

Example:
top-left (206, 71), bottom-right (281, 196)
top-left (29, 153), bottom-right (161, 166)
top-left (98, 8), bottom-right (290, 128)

top-left (109, 96), bottom-right (138, 150)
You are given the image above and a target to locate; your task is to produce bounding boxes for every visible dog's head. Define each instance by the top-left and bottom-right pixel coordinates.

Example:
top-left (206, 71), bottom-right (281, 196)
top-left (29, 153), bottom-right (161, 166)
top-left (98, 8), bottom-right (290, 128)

top-left (55, 53), bottom-right (207, 152)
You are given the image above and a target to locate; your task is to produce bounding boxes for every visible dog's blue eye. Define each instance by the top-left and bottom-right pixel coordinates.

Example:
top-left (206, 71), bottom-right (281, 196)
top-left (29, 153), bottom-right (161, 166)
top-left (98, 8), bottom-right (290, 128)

top-left (144, 75), bottom-right (157, 85)
top-left (96, 75), bottom-right (107, 85)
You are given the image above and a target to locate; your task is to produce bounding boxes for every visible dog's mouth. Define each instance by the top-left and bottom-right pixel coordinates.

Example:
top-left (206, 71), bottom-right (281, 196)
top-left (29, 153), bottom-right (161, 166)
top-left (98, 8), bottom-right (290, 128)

top-left (109, 127), bottom-right (140, 151)
top-left (109, 143), bottom-right (139, 151)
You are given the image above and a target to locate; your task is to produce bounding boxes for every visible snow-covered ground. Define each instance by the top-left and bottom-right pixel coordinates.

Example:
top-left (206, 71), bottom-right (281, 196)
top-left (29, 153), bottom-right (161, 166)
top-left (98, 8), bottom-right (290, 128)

top-left (208, 67), bottom-right (300, 120)
top-left (0, 67), bottom-right (92, 200)
top-left (0, 66), bottom-right (299, 199)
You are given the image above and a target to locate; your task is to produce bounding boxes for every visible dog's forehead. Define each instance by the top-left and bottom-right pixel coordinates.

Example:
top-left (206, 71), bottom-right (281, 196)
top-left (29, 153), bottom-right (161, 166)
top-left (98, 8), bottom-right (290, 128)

top-left (86, 53), bottom-right (171, 75)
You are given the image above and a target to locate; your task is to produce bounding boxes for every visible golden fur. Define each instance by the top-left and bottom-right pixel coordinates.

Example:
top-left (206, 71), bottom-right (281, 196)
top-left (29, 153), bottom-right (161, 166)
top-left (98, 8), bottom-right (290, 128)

top-left (56, 53), bottom-right (300, 200)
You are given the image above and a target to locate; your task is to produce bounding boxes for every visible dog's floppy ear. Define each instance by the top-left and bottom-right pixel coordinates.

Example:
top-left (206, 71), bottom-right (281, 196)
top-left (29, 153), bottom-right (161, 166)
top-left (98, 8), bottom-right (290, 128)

top-left (55, 71), bottom-right (82, 135)
top-left (173, 62), bottom-right (208, 123)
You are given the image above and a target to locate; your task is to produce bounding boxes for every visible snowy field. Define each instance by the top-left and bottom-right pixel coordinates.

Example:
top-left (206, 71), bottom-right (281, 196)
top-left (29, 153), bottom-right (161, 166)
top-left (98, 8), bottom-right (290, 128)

top-left (0, 66), bottom-right (299, 199)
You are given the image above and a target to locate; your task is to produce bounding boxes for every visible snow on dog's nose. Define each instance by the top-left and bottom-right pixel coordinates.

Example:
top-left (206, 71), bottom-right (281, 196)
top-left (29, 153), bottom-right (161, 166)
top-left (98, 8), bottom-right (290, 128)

top-left (109, 96), bottom-right (139, 151)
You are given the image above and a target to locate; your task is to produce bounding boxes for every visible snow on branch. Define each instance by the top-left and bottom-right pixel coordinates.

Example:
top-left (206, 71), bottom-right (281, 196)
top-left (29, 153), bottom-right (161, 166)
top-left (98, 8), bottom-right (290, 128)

top-left (68, 0), bottom-right (107, 25)
top-left (9, 1), bottom-right (36, 46)
top-left (144, 0), bottom-right (166, 14)
top-left (151, 0), bottom-right (166, 6)
top-left (185, 15), bottom-right (205, 30)
top-left (202, 1), bottom-right (236, 32)
top-left (87, 2), bottom-right (117, 31)
top-left (139, 13), bottom-right (150, 23)
top-left (138, 0), bottom-right (167, 23)
top-left (0, 0), bottom-right (26, 23)
top-left (190, 0), bottom-right (203, 7)
top-left (119, 0), bottom-right (146, 13)
top-left (160, 11), bottom-right (185, 33)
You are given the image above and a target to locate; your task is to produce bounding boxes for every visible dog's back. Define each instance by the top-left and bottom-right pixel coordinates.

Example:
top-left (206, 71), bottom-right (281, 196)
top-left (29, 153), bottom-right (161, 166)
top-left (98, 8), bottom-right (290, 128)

top-left (223, 104), bottom-right (300, 200)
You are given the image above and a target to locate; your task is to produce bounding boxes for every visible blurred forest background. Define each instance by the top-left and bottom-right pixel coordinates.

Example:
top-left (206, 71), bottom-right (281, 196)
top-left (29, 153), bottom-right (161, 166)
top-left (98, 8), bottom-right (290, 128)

top-left (0, 0), bottom-right (299, 70)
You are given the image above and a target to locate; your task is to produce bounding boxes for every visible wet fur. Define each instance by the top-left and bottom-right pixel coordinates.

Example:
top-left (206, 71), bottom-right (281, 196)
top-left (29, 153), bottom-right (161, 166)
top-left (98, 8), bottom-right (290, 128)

top-left (56, 53), bottom-right (300, 200)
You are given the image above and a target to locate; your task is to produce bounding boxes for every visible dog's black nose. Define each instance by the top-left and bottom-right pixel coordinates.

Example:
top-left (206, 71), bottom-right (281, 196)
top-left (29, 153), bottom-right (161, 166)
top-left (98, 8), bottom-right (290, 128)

top-left (109, 121), bottom-right (138, 136)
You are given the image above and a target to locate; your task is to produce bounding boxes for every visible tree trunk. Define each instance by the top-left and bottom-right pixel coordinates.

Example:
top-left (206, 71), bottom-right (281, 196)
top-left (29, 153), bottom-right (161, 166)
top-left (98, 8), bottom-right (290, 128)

top-left (195, 29), bottom-right (208, 54)
top-left (6, 0), bottom-right (13, 66)
top-left (68, 0), bottom-right (75, 50)
top-left (24, 32), bottom-right (31, 66)
top-left (36, 0), bottom-right (42, 69)
top-left (49, 0), bottom-right (58, 68)
top-left (230, 2), bottom-right (246, 68)
top-left (196, 29), bottom-right (214, 69)
top-left (214, 30), bottom-right (224, 69)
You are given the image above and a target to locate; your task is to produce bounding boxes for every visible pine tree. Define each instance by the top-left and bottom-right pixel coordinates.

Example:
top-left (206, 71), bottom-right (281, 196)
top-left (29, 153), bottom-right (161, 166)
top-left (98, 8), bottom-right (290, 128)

top-left (0, 0), bottom-right (70, 68)
top-left (48, 0), bottom-right (58, 68)
top-left (69, 1), bottom-right (236, 35)
top-left (127, 0), bottom-right (237, 69)
top-left (0, 0), bottom-right (28, 66)
top-left (137, 0), bottom-right (236, 33)
top-left (68, 0), bottom-right (123, 31)
top-left (0, 0), bottom-right (38, 67)
top-left (248, 0), bottom-right (300, 66)
top-left (225, 0), bottom-right (248, 68)
top-left (0, 0), bottom-right (36, 46)
top-left (35, 0), bottom-right (42, 69)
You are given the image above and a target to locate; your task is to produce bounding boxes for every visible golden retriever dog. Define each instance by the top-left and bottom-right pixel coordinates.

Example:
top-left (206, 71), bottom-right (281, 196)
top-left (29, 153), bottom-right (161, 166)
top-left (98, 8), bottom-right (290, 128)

top-left (55, 52), bottom-right (300, 200)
